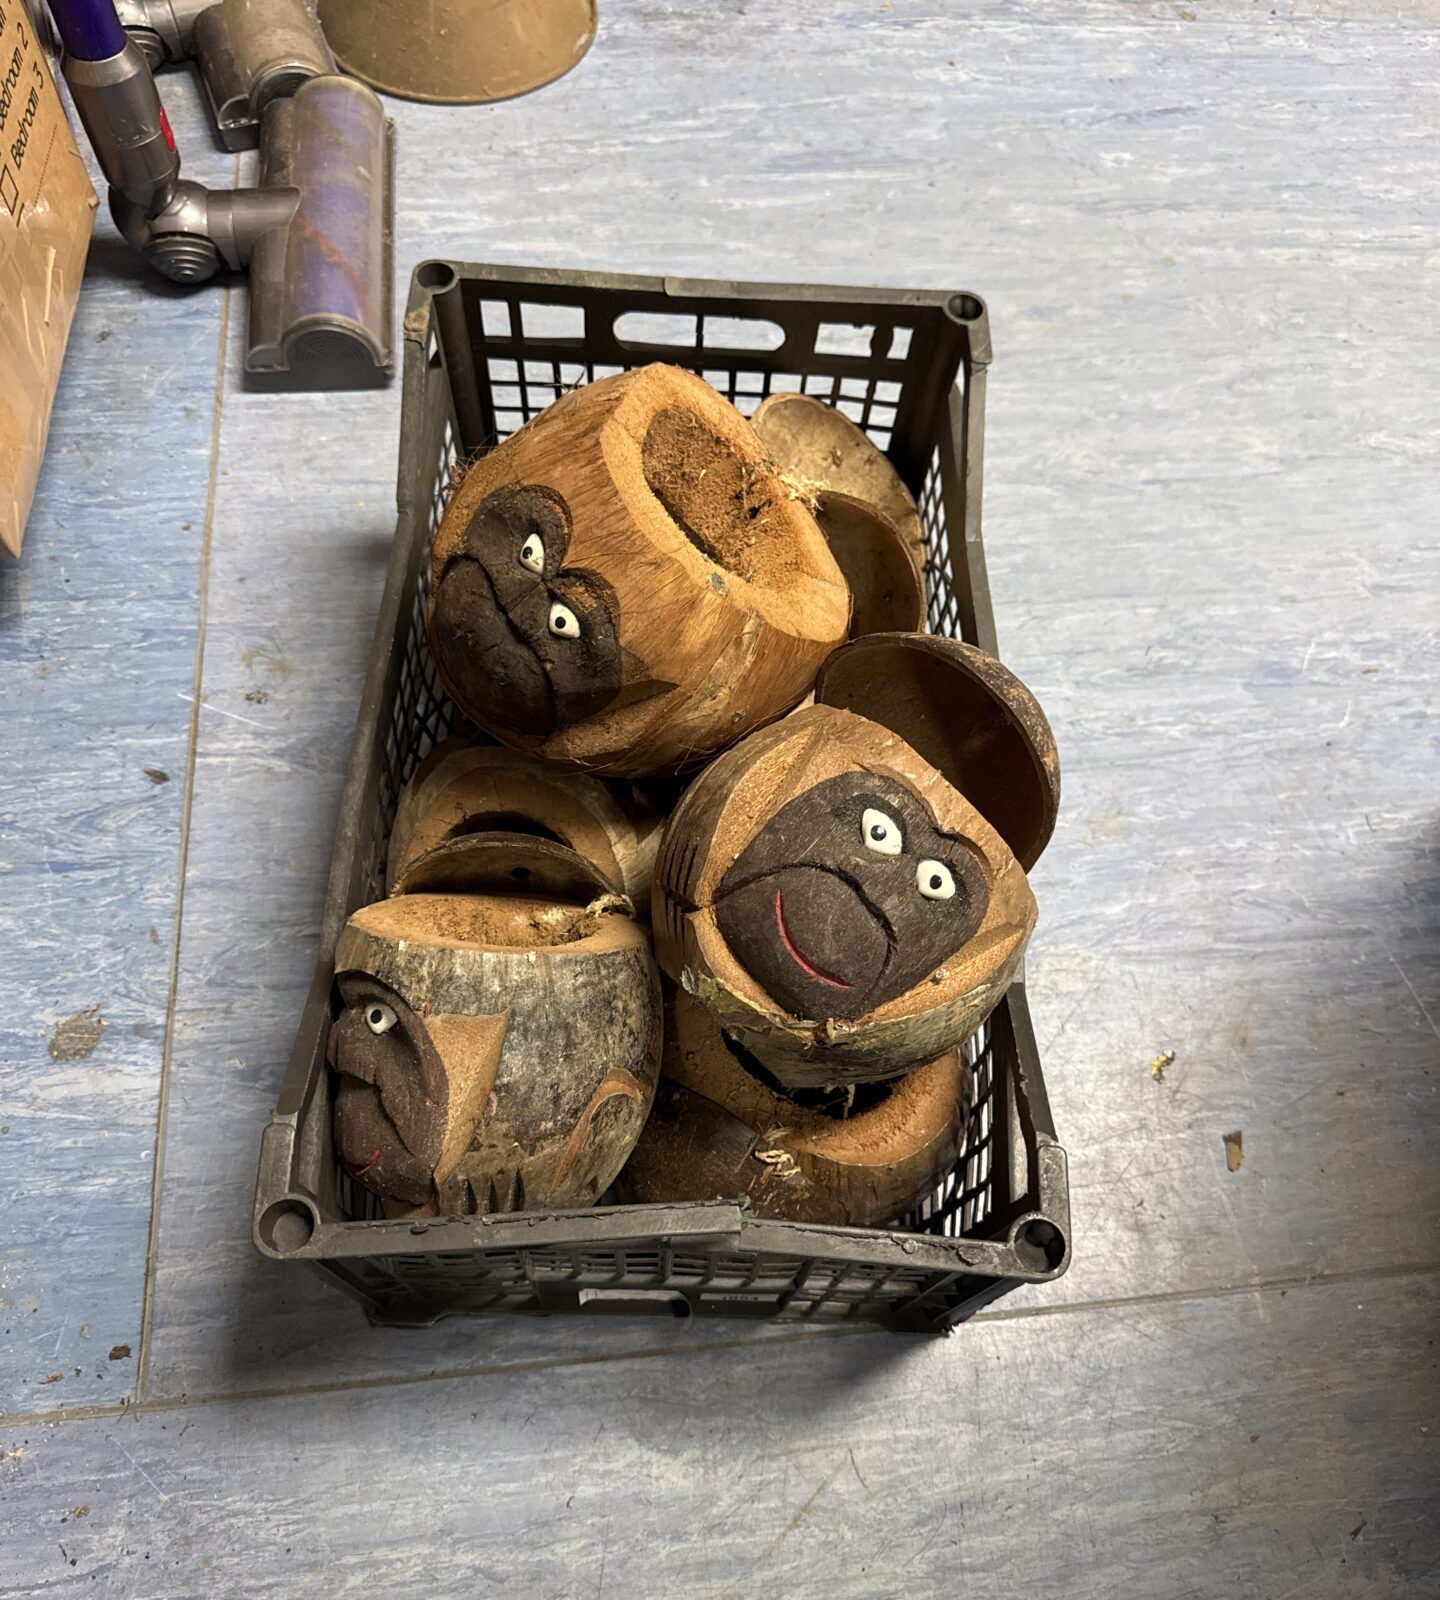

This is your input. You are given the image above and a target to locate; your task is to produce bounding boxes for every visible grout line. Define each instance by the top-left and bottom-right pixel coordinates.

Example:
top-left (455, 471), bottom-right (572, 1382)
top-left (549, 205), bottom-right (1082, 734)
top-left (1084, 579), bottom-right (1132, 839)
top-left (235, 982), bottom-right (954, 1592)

top-left (967, 1257), bottom-right (1439, 1324)
top-left (7, 1257), bottom-right (1436, 1432)
top-left (2, 1325), bottom-right (879, 1430)
top-left (133, 281), bottom-right (234, 1406)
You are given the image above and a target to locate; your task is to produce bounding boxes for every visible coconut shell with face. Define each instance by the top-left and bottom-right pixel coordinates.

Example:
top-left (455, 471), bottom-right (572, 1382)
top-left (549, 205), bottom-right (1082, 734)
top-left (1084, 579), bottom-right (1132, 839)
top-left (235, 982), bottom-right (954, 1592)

top-left (427, 363), bottom-right (851, 778)
top-left (386, 736), bottom-right (667, 908)
top-left (328, 836), bottom-right (661, 1216)
top-left (615, 988), bottom-right (970, 1227)
top-left (652, 634), bottom-right (1059, 1087)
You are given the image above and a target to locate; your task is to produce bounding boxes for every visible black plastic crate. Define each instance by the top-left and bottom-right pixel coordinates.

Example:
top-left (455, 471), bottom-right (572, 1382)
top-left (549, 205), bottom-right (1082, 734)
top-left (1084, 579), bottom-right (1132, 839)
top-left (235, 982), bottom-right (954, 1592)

top-left (251, 262), bottom-right (1070, 1334)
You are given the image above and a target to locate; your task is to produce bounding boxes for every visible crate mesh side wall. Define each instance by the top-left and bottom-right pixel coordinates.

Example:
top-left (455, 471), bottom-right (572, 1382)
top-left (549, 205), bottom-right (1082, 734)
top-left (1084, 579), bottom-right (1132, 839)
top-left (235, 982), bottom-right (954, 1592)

top-left (339, 1243), bottom-right (959, 1325)
top-left (333, 281), bottom-right (997, 1264)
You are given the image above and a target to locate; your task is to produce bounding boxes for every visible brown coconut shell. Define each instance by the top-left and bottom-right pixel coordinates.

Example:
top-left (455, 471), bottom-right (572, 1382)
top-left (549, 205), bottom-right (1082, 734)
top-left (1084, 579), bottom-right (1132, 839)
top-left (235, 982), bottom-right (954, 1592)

top-left (428, 364), bottom-right (851, 778)
top-left (387, 737), bottom-right (664, 906)
top-left (814, 491), bottom-right (928, 639)
top-left (752, 392), bottom-right (927, 592)
top-left (615, 989), bottom-right (970, 1226)
top-left (387, 734), bottom-right (496, 885)
top-left (329, 848), bottom-right (661, 1216)
top-left (389, 830), bottom-right (626, 911)
top-left (652, 703), bottom-right (1036, 1087)
top-left (816, 634), bottom-right (1060, 871)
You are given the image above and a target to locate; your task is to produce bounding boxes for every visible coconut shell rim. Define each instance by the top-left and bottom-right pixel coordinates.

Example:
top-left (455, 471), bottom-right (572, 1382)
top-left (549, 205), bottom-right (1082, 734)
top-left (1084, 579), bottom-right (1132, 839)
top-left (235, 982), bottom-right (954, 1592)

top-left (814, 632), bottom-right (1060, 871)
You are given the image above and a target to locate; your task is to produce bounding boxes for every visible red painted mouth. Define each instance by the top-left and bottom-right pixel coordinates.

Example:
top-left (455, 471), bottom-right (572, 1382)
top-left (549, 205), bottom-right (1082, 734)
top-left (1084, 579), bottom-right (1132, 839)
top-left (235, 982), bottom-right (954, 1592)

top-left (774, 890), bottom-right (852, 989)
top-left (344, 1147), bottom-right (382, 1178)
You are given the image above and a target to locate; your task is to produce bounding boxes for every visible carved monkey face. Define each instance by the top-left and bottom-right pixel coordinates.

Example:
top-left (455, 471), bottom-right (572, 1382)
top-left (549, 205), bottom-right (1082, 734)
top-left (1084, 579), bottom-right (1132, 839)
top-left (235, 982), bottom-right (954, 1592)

top-left (327, 972), bottom-right (500, 1208)
top-left (430, 485), bottom-right (624, 736)
top-left (329, 974), bottom-right (444, 1205)
top-left (713, 772), bottom-right (989, 1022)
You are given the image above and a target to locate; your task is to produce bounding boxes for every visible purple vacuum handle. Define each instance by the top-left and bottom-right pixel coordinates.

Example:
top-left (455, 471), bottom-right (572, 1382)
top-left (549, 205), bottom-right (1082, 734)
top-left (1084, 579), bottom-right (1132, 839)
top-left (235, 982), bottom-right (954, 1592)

top-left (50, 0), bottom-right (182, 236)
top-left (47, 0), bottom-right (128, 62)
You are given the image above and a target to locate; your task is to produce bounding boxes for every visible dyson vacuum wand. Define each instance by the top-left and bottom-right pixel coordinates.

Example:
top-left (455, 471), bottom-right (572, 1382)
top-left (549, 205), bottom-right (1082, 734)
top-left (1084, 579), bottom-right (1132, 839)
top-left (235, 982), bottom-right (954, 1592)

top-left (54, 0), bottom-right (294, 281)
top-left (49, 0), bottom-right (394, 389)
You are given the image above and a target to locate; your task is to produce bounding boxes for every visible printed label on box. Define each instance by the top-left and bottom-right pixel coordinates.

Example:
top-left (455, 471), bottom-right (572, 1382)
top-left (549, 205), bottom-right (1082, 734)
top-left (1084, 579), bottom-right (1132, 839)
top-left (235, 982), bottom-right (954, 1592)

top-left (0, 0), bottom-right (97, 556)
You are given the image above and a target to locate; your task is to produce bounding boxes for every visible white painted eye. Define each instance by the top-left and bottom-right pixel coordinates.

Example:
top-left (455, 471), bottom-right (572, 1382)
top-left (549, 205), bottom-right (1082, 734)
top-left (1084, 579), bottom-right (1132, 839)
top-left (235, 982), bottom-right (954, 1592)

top-left (917, 860), bottom-right (957, 901)
top-left (364, 1002), bottom-right (398, 1035)
top-left (861, 807), bottom-right (903, 856)
top-left (518, 534), bottom-right (545, 574)
top-left (548, 600), bottom-right (580, 639)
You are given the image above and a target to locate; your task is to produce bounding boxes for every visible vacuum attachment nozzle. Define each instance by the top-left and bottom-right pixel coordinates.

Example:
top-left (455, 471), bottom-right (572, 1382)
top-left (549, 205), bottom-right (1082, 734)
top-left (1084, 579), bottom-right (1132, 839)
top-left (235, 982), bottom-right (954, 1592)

top-left (245, 74), bottom-right (393, 391)
top-left (116, 0), bottom-right (335, 148)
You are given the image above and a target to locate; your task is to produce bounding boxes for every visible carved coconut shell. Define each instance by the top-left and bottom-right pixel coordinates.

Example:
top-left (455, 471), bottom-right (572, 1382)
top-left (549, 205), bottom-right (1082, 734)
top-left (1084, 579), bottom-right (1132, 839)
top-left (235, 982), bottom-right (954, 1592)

top-left (387, 736), bottom-right (664, 906)
top-left (615, 988), bottom-right (970, 1226)
top-left (752, 391), bottom-right (927, 596)
top-left (814, 492), bottom-right (927, 639)
top-left (652, 703), bottom-right (1036, 1086)
top-left (329, 837), bottom-right (661, 1216)
top-left (427, 363), bottom-right (850, 778)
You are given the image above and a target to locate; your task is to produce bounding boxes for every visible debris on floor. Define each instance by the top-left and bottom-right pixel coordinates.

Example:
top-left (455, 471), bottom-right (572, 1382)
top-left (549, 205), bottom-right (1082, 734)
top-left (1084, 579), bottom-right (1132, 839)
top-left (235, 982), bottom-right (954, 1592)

top-left (1223, 1130), bottom-right (1244, 1171)
top-left (47, 1006), bottom-right (106, 1062)
top-left (1150, 1049), bottom-right (1175, 1081)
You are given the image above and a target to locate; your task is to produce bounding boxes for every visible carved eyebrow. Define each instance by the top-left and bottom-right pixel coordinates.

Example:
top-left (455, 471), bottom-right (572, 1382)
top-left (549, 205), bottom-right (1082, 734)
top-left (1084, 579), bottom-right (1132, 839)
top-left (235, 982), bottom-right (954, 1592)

top-left (852, 790), bottom-right (908, 819)
top-left (929, 828), bottom-right (993, 875)
top-left (468, 485), bottom-right (572, 559)
top-left (844, 785), bottom-right (990, 876)
top-left (331, 974), bottom-right (407, 1023)
top-left (832, 790), bottom-right (914, 847)
top-left (550, 566), bottom-right (619, 621)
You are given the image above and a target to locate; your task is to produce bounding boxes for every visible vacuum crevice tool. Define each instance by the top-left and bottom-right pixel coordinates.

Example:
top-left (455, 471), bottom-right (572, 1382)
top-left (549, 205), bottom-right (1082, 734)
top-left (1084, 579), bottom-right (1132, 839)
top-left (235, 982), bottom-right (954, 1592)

top-left (51, 0), bottom-right (394, 391)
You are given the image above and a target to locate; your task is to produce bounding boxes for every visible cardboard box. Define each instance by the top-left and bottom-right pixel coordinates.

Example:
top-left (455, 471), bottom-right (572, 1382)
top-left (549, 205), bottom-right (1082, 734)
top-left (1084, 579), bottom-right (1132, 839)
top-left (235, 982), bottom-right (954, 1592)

top-left (0, 0), bottom-right (96, 558)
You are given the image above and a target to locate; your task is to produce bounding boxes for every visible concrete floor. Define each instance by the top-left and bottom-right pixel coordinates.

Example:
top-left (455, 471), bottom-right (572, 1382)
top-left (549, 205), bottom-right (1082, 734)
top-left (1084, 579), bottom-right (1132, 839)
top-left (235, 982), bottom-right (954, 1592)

top-left (1, 2), bottom-right (1437, 1594)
